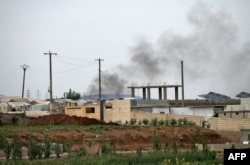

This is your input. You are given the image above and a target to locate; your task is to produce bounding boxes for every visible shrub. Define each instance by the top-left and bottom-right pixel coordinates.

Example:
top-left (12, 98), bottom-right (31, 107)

top-left (191, 139), bottom-right (197, 151)
top-left (53, 139), bottom-right (62, 159)
top-left (177, 118), bottom-right (184, 126)
top-left (130, 118), bottom-right (137, 125)
top-left (173, 140), bottom-right (178, 152)
top-left (43, 134), bottom-right (51, 158)
top-left (0, 134), bottom-right (5, 150)
top-left (3, 141), bottom-right (12, 160)
top-left (102, 143), bottom-right (112, 155)
top-left (142, 118), bottom-right (149, 125)
top-left (183, 118), bottom-right (188, 125)
top-left (136, 145), bottom-right (143, 156)
top-left (151, 118), bottom-right (158, 126)
top-left (64, 138), bottom-right (73, 156)
top-left (12, 135), bottom-right (22, 160)
top-left (164, 140), bottom-right (169, 151)
top-left (170, 118), bottom-right (177, 126)
top-left (165, 118), bottom-right (169, 126)
top-left (152, 130), bottom-right (161, 151)
top-left (27, 133), bottom-right (42, 160)
top-left (76, 147), bottom-right (86, 156)
top-left (11, 116), bottom-right (18, 124)
top-left (158, 119), bottom-right (165, 126)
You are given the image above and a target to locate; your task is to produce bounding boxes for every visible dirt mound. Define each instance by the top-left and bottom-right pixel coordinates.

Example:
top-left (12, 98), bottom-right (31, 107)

top-left (29, 114), bottom-right (107, 126)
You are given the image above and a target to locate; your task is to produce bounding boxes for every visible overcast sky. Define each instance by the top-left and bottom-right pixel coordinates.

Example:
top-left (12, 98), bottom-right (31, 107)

top-left (0, 0), bottom-right (249, 100)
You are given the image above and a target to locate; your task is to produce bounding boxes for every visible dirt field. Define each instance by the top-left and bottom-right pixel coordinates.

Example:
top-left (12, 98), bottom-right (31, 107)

top-left (0, 113), bottom-right (240, 152)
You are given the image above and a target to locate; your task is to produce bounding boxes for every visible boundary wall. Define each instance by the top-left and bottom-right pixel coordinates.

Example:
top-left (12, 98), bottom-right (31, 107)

top-left (131, 111), bottom-right (250, 131)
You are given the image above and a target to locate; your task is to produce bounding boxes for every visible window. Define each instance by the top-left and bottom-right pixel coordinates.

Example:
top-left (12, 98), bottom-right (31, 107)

top-left (86, 107), bottom-right (95, 113)
top-left (236, 112), bottom-right (239, 115)
top-left (248, 134), bottom-right (250, 141)
top-left (105, 103), bottom-right (112, 109)
top-left (224, 113), bottom-right (226, 116)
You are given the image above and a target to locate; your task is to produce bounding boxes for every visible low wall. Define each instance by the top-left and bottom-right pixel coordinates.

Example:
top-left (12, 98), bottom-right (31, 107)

top-left (196, 144), bottom-right (250, 152)
top-left (131, 111), bottom-right (250, 131)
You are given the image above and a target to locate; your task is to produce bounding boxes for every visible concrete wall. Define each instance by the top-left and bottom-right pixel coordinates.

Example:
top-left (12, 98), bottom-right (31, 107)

top-left (170, 107), bottom-right (214, 117)
top-left (218, 111), bottom-right (250, 118)
top-left (226, 98), bottom-right (250, 111)
top-left (130, 111), bottom-right (250, 131)
top-left (195, 144), bottom-right (250, 152)
top-left (135, 100), bottom-right (169, 107)
top-left (104, 100), bottom-right (131, 124)
top-left (240, 129), bottom-right (250, 143)
top-left (152, 107), bottom-right (170, 114)
top-left (65, 104), bottom-right (100, 120)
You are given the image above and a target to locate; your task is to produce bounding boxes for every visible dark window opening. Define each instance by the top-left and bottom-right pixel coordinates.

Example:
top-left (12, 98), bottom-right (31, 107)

top-left (105, 103), bottom-right (112, 109)
top-left (236, 112), bottom-right (239, 115)
top-left (86, 107), bottom-right (95, 113)
top-left (248, 134), bottom-right (250, 141)
top-left (224, 113), bottom-right (226, 116)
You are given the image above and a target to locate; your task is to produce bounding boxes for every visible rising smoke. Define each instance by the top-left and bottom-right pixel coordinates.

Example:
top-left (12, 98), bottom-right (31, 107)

top-left (86, 2), bottom-right (250, 98)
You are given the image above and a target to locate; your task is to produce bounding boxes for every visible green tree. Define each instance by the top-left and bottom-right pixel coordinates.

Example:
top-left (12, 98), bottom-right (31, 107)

top-left (64, 88), bottom-right (81, 100)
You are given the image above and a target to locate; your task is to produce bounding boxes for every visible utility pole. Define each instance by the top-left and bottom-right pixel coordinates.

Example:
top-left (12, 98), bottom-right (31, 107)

top-left (181, 61), bottom-right (185, 107)
top-left (95, 57), bottom-right (104, 121)
top-left (44, 51), bottom-right (57, 103)
top-left (20, 64), bottom-right (29, 98)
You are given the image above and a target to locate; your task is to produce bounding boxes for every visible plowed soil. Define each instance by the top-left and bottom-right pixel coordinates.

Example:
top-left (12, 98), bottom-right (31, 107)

top-left (1, 113), bottom-right (240, 152)
top-left (28, 114), bottom-right (109, 126)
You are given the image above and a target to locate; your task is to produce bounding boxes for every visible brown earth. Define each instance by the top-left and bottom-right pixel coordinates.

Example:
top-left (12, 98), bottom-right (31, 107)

top-left (0, 113), bottom-right (240, 152)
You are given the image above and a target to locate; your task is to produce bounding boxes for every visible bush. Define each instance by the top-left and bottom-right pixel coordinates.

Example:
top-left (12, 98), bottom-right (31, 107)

top-left (76, 147), bottom-right (86, 156)
top-left (151, 118), bottom-right (158, 126)
top-left (152, 130), bottom-right (161, 151)
top-left (102, 143), bottom-right (112, 155)
top-left (177, 118), bottom-right (184, 126)
top-left (53, 139), bottom-right (62, 159)
top-left (136, 145), bottom-right (143, 156)
top-left (165, 119), bottom-right (169, 126)
top-left (44, 134), bottom-right (51, 158)
top-left (158, 119), bottom-right (165, 126)
top-left (142, 119), bottom-right (149, 125)
top-left (130, 118), bottom-right (137, 125)
top-left (170, 118), bottom-right (177, 126)
top-left (11, 116), bottom-right (18, 124)
top-left (12, 135), bottom-right (22, 160)
top-left (64, 138), bottom-right (73, 156)
top-left (27, 133), bottom-right (43, 160)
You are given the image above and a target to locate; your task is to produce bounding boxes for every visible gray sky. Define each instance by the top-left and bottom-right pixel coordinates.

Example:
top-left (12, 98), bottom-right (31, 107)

top-left (0, 0), bottom-right (249, 99)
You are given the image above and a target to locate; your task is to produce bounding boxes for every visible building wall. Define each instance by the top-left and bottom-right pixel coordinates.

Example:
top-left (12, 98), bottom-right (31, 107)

top-left (170, 107), bottom-right (214, 117)
top-left (240, 129), bottom-right (250, 143)
top-left (65, 104), bottom-right (100, 120)
top-left (218, 111), bottom-right (250, 118)
top-left (152, 107), bottom-right (170, 114)
top-left (0, 103), bottom-right (10, 113)
top-left (226, 98), bottom-right (250, 111)
top-left (104, 100), bottom-right (131, 124)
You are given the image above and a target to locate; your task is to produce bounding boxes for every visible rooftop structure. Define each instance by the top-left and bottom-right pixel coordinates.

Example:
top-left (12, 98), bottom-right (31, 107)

top-left (128, 84), bottom-right (182, 102)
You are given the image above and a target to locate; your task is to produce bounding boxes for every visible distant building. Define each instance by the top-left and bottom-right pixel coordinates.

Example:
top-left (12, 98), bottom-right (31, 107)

top-left (65, 103), bottom-right (100, 120)
top-left (218, 98), bottom-right (250, 118)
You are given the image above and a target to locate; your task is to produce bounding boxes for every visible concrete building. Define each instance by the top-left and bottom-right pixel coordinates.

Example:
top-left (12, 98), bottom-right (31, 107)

top-left (65, 103), bottom-right (100, 120)
top-left (218, 98), bottom-right (250, 118)
top-left (104, 99), bottom-right (132, 124)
